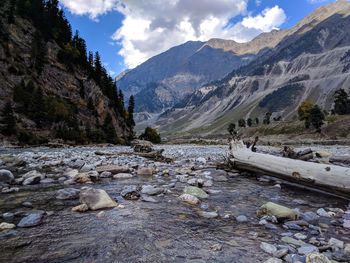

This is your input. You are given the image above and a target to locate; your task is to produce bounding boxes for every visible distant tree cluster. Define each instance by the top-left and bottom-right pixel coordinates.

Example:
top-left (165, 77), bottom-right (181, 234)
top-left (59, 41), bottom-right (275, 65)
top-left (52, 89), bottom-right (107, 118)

top-left (139, 127), bottom-right (161, 144)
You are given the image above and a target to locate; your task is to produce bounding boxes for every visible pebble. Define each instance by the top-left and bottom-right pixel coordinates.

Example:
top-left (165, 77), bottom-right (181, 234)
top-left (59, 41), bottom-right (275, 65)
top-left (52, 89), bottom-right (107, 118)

top-left (0, 222), bottom-right (16, 230)
top-left (0, 169), bottom-right (14, 183)
top-left (260, 242), bottom-right (277, 255)
top-left (2, 212), bottom-right (14, 222)
top-left (235, 215), bottom-right (248, 223)
top-left (198, 211), bottom-right (218, 219)
top-left (113, 173), bottom-right (134, 179)
top-left (22, 201), bottom-right (33, 208)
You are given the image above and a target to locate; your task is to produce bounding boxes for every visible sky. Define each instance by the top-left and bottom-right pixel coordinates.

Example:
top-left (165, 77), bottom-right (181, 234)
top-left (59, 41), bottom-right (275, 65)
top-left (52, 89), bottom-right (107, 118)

top-left (58, 0), bottom-right (338, 77)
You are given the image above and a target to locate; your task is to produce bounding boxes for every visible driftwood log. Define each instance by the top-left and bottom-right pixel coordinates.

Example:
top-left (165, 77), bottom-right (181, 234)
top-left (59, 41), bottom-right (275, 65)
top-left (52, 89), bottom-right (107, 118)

top-left (229, 140), bottom-right (350, 198)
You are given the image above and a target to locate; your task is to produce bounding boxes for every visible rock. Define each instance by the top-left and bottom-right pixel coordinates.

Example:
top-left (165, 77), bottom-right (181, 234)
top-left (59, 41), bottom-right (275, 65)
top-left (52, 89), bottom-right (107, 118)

top-left (64, 169), bottom-right (79, 178)
top-left (273, 248), bottom-right (289, 258)
top-left (2, 212), bottom-right (14, 222)
top-left (75, 173), bottom-right (92, 184)
top-left (99, 171), bottom-right (112, 178)
top-left (2, 187), bottom-right (19, 193)
top-left (132, 140), bottom-right (153, 153)
top-left (301, 211), bottom-right (320, 224)
top-left (80, 164), bottom-right (95, 172)
top-left (328, 237), bottom-right (344, 250)
top-left (137, 167), bottom-right (154, 176)
top-left (121, 185), bottom-right (140, 200)
top-left (141, 185), bottom-right (164, 196)
top-left (40, 178), bottom-right (55, 184)
top-left (344, 219), bottom-right (350, 229)
top-left (281, 236), bottom-right (306, 247)
top-left (203, 180), bottom-right (213, 187)
top-left (18, 211), bottom-right (44, 228)
top-left (210, 243), bottom-right (222, 251)
top-left (96, 165), bottom-right (130, 174)
top-left (0, 222), bottom-right (16, 230)
top-left (22, 171), bottom-right (44, 185)
top-left (22, 201), bottom-right (33, 208)
top-left (294, 233), bottom-right (307, 240)
top-left (140, 196), bottom-right (158, 203)
top-left (183, 186), bottom-right (208, 199)
top-left (264, 258), bottom-right (282, 263)
top-left (316, 151), bottom-right (331, 158)
top-left (316, 208), bottom-right (331, 218)
top-left (56, 188), bottom-right (80, 200)
top-left (283, 222), bottom-right (303, 231)
top-left (0, 170), bottom-right (14, 184)
top-left (305, 252), bottom-right (331, 263)
top-left (196, 157), bottom-right (206, 164)
top-left (113, 173), bottom-right (134, 179)
top-left (298, 245), bottom-right (319, 255)
top-left (260, 242), bottom-right (277, 254)
top-left (212, 175), bottom-right (228, 182)
top-left (236, 215), bottom-right (248, 223)
top-left (179, 194), bottom-right (200, 205)
top-left (72, 204), bottom-right (89, 213)
top-left (284, 254), bottom-right (306, 263)
top-left (79, 188), bottom-right (118, 210)
top-left (176, 174), bottom-right (188, 183)
top-left (257, 202), bottom-right (298, 221)
top-left (198, 211), bottom-right (218, 219)
top-left (344, 243), bottom-right (350, 256)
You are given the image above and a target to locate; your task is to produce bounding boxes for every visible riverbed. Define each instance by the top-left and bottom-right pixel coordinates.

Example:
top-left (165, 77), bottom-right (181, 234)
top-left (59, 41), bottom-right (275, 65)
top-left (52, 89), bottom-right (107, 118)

top-left (0, 145), bottom-right (349, 263)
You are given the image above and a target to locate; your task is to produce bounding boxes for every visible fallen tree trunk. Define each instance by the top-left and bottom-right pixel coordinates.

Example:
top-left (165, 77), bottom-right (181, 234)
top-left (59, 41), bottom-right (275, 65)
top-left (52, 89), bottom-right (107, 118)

top-left (229, 140), bottom-right (350, 198)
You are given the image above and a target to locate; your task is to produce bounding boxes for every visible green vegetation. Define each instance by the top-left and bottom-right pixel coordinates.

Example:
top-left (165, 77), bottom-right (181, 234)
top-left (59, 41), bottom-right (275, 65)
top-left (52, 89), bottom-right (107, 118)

top-left (0, 102), bottom-right (16, 136)
top-left (227, 123), bottom-right (237, 137)
top-left (139, 127), bottom-right (161, 144)
top-left (259, 84), bottom-right (304, 112)
top-left (247, 118), bottom-right (252, 127)
top-left (309, 105), bottom-right (325, 133)
top-left (263, 112), bottom-right (272, 125)
top-left (333, 89), bottom-right (350, 115)
top-left (238, 119), bottom-right (246, 128)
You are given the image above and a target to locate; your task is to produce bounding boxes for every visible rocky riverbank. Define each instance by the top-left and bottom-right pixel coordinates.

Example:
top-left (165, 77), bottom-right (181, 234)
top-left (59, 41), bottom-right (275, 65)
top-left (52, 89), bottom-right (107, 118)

top-left (0, 145), bottom-right (349, 263)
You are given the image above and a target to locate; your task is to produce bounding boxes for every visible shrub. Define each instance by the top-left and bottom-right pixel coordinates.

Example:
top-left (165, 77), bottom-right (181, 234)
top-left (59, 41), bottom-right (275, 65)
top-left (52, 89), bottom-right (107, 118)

top-left (139, 127), bottom-right (161, 144)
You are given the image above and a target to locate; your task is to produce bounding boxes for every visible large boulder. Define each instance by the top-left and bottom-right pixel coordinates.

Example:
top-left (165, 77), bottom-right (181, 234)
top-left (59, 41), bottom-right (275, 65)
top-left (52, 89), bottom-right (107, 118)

top-left (0, 170), bottom-right (14, 184)
top-left (79, 188), bottom-right (118, 211)
top-left (257, 202), bottom-right (298, 221)
top-left (183, 186), bottom-right (208, 199)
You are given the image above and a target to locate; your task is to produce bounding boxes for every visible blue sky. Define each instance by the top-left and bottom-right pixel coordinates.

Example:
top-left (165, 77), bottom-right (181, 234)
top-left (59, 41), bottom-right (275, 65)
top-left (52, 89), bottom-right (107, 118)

top-left (60, 0), bottom-right (336, 77)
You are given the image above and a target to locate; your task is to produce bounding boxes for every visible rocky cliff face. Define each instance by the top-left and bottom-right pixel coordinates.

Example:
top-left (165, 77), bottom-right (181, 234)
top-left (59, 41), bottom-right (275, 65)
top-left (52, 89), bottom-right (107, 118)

top-left (155, 1), bottom-right (350, 137)
top-left (0, 4), bottom-right (132, 144)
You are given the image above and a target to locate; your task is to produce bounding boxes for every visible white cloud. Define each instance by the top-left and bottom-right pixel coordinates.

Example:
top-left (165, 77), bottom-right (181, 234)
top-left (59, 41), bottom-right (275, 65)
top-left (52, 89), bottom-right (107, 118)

top-left (59, 0), bottom-right (118, 20)
top-left (59, 0), bottom-right (287, 68)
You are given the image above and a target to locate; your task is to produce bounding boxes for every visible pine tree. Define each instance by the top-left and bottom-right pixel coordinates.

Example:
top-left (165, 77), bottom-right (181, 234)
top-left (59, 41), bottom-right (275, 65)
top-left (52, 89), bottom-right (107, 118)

top-left (127, 95), bottom-right (135, 127)
top-left (103, 113), bottom-right (118, 144)
top-left (227, 123), bottom-right (237, 137)
top-left (309, 105), bottom-right (325, 133)
top-left (0, 102), bottom-right (16, 136)
top-left (94, 52), bottom-right (102, 83)
top-left (238, 119), bottom-right (246, 128)
top-left (333, 89), bottom-right (350, 115)
top-left (255, 117), bottom-right (259, 125)
top-left (247, 118), bottom-right (252, 127)
top-left (263, 112), bottom-right (272, 125)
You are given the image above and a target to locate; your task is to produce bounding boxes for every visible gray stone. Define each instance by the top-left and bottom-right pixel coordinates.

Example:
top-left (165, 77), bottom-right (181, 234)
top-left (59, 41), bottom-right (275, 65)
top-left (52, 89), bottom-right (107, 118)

top-left (96, 165), bottom-right (130, 174)
top-left (273, 248), bottom-right (289, 258)
top-left (0, 222), bottom-right (16, 230)
top-left (2, 212), bottom-right (14, 222)
top-left (121, 185), bottom-right (140, 200)
top-left (141, 185), bottom-right (164, 196)
top-left (140, 196), bottom-right (158, 203)
top-left (264, 258), bottom-right (282, 263)
top-left (305, 252), bottom-right (331, 263)
top-left (56, 188), bottom-right (80, 200)
top-left (80, 188), bottom-right (118, 210)
top-left (236, 215), bottom-right (248, 223)
top-left (183, 186), bottom-right (208, 199)
top-left (18, 211), bottom-right (44, 228)
top-left (316, 208), bottom-right (331, 218)
top-left (298, 245), bottom-right (319, 255)
top-left (281, 236), bottom-right (306, 247)
top-left (328, 237), bottom-right (344, 250)
top-left (301, 211), bottom-right (320, 224)
top-left (22, 201), bottom-right (33, 208)
top-left (179, 194), bottom-right (200, 205)
top-left (198, 211), bottom-right (218, 219)
top-left (260, 242), bottom-right (277, 254)
top-left (0, 170), bottom-right (14, 184)
top-left (100, 171), bottom-right (112, 178)
top-left (137, 167), bottom-right (154, 176)
top-left (40, 178), bottom-right (55, 184)
top-left (113, 173), bottom-right (134, 179)
top-left (80, 164), bottom-right (95, 172)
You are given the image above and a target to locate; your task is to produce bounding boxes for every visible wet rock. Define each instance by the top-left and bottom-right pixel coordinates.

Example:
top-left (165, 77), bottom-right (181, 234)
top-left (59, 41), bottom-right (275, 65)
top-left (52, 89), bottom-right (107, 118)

top-left (2, 212), bottom-right (14, 222)
top-left (99, 171), bottom-right (112, 178)
top-left (137, 167), bottom-right (154, 176)
top-left (183, 186), bottom-right (208, 199)
top-left (301, 211), bottom-right (320, 224)
top-left (273, 248), bottom-right (289, 258)
top-left (298, 245), bottom-right (319, 255)
top-left (257, 202), bottom-right (298, 221)
top-left (121, 185), bottom-right (140, 200)
top-left (140, 196), bottom-right (158, 203)
top-left (56, 188), bottom-right (80, 200)
top-left (264, 258), bottom-right (282, 263)
top-left (236, 215), bottom-right (248, 223)
top-left (0, 222), bottom-right (16, 230)
top-left (72, 204), bottom-right (89, 213)
top-left (113, 173), bottom-right (134, 179)
top-left (316, 208), bottom-right (331, 218)
top-left (79, 188), bottom-right (118, 210)
top-left (260, 242), bottom-right (277, 254)
top-left (141, 185), bottom-right (164, 196)
top-left (328, 237), bottom-right (344, 250)
top-left (198, 211), bottom-right (218, 219)
top-left (305, 252), bottom-right (331, 263)
top-left (96, 165), bottom-right (130, 174)
top-left (179, 194), bottom-right (200, 205)
top-left (281, 236), bottom-right (306, 247)
top-left (0, 169), bottom-right (14, 184)
top-left (18, 211), bottom-right (44, 228)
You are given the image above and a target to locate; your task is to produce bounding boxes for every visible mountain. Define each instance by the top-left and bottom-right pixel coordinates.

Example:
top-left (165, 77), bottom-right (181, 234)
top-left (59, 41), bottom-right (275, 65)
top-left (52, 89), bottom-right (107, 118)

top-left (155, 0), bottom-right (350, 137)
top-left (117, 40), bottom-right (258, 114)
top-left (0, 0), bottom-right (133, 145)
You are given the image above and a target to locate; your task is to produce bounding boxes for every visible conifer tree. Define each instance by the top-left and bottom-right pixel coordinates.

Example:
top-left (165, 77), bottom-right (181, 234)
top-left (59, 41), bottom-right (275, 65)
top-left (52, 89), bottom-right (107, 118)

top-left (0, 102), bottom-right (16, 136)
top-left (127, 95), bottom-right (135, 128)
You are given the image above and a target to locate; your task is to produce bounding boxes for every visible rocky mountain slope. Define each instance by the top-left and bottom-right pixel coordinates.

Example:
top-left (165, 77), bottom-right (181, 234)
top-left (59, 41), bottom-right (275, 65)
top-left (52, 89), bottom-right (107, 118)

top-left (0, 1), bottom-right (133, 144)
top-left (155, 0), bottom-right (350, 137)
